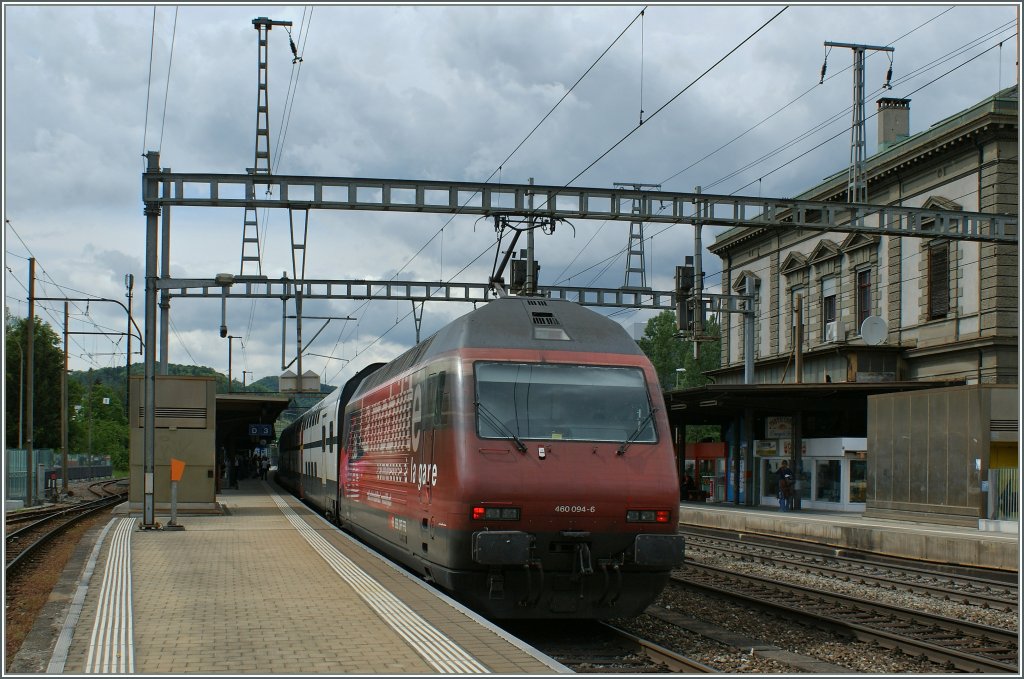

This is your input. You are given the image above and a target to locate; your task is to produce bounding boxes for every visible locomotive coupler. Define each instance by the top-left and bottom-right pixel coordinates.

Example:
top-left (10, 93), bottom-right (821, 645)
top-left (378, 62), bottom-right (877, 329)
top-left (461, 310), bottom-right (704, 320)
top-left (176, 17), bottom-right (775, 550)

top-left (571, 542), bottom-right (594, 581)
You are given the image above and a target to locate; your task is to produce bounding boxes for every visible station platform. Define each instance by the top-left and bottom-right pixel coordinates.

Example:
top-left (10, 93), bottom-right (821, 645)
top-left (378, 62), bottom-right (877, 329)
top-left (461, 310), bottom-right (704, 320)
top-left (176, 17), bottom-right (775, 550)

top-left (678, 501), bottom-right (1019, 572)
top-left (21, 479), bottom-right (568, 675)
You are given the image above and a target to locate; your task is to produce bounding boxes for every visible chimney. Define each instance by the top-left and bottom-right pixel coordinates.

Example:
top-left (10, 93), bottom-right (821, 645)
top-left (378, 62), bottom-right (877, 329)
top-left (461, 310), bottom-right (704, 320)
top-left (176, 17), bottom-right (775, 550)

top-left (877, 98), bottom-right (910, 152)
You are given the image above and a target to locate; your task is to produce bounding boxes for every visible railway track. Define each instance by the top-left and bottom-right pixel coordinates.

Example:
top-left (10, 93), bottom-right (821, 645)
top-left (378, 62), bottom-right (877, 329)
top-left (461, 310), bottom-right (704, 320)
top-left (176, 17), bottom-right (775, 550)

top-left (6, 479), bottom-right (125, 531)
top-left (682, 530), bottom-right (1019, 613)
top-left (503, 620), bottom-right (717, 673)
top-left (674, 562), bottom-right (1019, 673)
top-left (680, 525), bottom-right (1018, 583)
top-left (5, 490), bottom-right (127, 577)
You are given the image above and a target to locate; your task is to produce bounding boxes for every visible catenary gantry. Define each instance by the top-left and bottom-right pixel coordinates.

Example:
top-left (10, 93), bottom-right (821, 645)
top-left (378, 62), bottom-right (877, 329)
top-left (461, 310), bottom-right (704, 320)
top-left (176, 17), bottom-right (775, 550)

top-left (160, 277), bottom-right (677, 310)
top-left (146, 170), bottom-right (1017, 243)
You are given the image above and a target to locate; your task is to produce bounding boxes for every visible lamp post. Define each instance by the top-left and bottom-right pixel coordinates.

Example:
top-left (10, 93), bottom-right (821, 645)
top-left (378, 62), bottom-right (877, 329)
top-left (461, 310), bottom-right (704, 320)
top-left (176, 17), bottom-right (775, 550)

top-left (675, 367), bottom-right (686, 389)
top-left (226, 335), bottom-right (242, 393)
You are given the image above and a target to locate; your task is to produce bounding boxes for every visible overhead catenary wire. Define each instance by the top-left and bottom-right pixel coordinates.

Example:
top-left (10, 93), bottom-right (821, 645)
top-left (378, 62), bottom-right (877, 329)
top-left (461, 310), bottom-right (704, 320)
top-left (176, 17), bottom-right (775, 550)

top-left (724, 37), bottom-right (1014, 196)
top-left (703, 22), bottom-right (1017, 195)
top-left (157, 6), bottom-right (179, 152)
top-left (533, 6), bottom-right (788, 212)
top-left (332, 6), bottom-right (784, 380)
top-left (656, 9), bottom-right (992, 191)
top-left (6, 217), bottom-right (152, 370)
top-left (559, 7), bottom-right (977, 292)
top-left (140, 7), bottom-right (157, 162)
top-left (322, 6), bottom-right (649, 378)
top-left (329, 6), bottom-right (790, 383)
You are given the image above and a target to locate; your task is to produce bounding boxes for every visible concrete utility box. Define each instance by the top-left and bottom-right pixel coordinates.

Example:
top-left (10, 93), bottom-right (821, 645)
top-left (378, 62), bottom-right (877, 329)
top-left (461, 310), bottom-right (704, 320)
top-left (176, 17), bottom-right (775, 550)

top-left (129, 376), bottom-right (218, 511)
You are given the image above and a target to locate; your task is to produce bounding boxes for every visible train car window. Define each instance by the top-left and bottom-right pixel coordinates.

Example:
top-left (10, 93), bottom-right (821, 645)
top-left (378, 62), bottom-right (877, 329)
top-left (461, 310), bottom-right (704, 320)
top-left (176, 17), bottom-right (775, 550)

top-left (322, 425), bottom-right (326, 453)
top-left (475, 362), bottom-right (657, 444)
top-left (329, 421), bottom-right (334, 454)
top-left (346, 410), bottom-right (365, 460)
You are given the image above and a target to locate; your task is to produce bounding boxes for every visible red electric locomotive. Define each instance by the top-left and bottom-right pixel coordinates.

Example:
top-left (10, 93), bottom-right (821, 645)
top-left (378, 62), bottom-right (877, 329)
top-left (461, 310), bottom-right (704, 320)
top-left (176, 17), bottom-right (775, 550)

top-left (277, 296), bottom-right (684, 619)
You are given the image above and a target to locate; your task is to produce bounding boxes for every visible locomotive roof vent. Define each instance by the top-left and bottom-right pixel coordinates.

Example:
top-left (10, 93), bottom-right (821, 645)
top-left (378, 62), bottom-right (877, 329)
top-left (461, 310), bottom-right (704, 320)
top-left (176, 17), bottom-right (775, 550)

top-left (526, 299), bottom-right (549, 306)
top-left (531, 312), bottom-right (560, 326)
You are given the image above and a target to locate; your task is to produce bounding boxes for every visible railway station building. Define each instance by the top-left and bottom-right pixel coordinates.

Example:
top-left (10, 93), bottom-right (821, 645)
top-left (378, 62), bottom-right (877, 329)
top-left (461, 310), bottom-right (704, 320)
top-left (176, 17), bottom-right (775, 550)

top-left (127, 376), bottom-right (290, 512)
top-left (669, 85), bottom-right (1019, 528)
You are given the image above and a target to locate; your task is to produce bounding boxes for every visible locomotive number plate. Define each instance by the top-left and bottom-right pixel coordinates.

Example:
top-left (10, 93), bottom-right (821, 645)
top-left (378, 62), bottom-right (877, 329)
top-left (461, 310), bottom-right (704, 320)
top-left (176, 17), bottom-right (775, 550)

top-left (554, 505), bottom-right (596, 513)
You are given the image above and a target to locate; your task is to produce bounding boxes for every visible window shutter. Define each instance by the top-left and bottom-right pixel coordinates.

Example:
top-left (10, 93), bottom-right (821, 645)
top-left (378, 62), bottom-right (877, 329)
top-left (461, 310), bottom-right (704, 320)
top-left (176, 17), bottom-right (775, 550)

top-left (928, 243), bottom-right (949, 318)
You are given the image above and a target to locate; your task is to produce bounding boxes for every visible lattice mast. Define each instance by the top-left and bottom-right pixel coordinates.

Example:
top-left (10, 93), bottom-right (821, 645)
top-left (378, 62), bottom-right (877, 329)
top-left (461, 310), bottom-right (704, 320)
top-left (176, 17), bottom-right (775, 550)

top-left (239, 17), bottom-right (294, 276)
top-left (822, 41), bottom-right (894, 214)
top-left (615, 182), bottom-right (660, 289)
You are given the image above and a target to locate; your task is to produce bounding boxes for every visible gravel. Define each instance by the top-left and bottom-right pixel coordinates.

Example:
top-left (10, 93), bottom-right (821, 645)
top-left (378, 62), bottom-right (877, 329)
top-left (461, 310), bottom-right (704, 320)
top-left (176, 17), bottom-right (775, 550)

top-left (610, 545), bottom-right (1017, 674)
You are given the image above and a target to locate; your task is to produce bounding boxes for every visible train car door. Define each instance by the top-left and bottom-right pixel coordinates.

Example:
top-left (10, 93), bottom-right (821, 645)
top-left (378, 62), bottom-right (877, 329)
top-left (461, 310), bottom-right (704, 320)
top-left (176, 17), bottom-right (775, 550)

top-left (320, 424), bottom-right (327, 510)
top-left (418, 371), bottom-right (446, 549)
top-left (339, 407), bottom-right (359, 524)
top-left (297, 429), bottom-right (305, 500)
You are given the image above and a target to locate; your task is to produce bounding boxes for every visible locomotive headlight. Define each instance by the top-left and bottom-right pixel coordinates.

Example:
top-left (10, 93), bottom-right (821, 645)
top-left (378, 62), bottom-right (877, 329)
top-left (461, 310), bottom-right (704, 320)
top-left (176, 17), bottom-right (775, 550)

top-left (472, 506), bottom-right (521, 521)
top-left (626, 509), bottom-right (672, 523)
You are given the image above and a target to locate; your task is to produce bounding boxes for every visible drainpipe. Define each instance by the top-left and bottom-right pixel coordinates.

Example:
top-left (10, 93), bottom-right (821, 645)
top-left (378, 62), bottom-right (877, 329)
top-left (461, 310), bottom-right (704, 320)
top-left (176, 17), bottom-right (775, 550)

top-left (894, 168), bottom-right (903, 349)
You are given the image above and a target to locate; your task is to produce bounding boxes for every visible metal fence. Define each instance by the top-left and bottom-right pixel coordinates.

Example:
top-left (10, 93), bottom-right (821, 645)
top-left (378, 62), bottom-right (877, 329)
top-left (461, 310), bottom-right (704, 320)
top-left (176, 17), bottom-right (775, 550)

top-left (6, 449), bottom-right (113, 502)
top-left (988, 467), bottom-right (1019, 521)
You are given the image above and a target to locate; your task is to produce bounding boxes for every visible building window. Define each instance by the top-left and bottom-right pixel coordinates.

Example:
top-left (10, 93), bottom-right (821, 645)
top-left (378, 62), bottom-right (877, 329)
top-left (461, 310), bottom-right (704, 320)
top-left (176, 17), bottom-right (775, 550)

top-left (815, 460), bottom-right (842, 502)
top-left (856, 269), bottom-right (872, 330)
top-left (928, 241), bottom-right (950, 319)
top-left (821, 276), bottom-right (836, 342)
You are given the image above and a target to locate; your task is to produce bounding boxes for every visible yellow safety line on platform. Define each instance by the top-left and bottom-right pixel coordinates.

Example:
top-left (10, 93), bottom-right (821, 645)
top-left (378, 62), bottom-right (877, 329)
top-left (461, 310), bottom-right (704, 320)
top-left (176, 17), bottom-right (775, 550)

top-left (84, 517), bottom-right (135, 673)
top-left (270, 492), bottom-right (490, 674)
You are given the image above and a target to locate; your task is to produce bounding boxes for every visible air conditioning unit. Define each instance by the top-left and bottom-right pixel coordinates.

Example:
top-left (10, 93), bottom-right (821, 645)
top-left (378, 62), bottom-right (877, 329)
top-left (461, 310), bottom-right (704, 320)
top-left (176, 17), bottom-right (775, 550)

top-left (824, 321), bottom-right (839, 343)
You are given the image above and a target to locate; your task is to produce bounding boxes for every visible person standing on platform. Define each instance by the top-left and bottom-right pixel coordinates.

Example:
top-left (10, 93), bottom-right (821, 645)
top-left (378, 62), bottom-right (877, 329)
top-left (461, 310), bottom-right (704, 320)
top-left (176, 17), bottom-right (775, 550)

top-left (260, 455), bottom-right (269, 481)
top-left (776, 460), bottom-right (795, 511)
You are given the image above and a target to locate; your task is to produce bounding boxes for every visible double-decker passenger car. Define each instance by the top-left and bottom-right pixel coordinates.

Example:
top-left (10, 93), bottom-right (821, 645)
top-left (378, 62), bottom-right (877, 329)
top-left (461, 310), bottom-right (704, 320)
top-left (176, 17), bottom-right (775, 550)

top-left (277, 296), bottom-right (684, 618)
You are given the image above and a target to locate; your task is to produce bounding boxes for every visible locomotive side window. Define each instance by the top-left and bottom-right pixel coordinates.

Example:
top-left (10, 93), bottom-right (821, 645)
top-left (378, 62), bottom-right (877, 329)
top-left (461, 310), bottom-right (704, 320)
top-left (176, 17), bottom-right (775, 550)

top-left (475, 362), bottom-right (656, 443)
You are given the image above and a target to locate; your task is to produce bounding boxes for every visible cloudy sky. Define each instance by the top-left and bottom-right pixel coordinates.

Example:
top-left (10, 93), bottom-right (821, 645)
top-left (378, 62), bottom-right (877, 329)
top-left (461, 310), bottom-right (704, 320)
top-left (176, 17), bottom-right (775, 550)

top-left (3, 2), bottom-right (1019, 389)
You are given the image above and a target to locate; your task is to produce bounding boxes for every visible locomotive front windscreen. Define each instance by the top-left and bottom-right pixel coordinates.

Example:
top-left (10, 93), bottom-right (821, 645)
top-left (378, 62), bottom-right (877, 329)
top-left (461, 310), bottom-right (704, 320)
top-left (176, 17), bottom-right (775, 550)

top-left (475, 362), bottom-right (657, 443)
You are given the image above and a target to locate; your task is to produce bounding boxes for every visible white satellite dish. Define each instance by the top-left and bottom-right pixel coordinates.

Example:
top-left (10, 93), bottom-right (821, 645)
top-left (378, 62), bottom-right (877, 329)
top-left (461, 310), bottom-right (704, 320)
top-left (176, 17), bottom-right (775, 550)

top-left (860, 315), bottom-right (887, 345)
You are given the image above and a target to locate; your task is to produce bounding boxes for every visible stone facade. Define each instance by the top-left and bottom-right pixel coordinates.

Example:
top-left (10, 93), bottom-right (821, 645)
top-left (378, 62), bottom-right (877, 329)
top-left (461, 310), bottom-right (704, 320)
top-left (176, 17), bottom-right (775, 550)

top-left (708, 86), bottom-right (1018, 387)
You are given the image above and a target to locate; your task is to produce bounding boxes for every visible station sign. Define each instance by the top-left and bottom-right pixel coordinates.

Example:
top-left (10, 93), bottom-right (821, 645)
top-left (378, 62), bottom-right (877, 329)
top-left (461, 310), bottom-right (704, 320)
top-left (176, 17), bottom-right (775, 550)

top-left (248, 423), bottom-right (273, 437)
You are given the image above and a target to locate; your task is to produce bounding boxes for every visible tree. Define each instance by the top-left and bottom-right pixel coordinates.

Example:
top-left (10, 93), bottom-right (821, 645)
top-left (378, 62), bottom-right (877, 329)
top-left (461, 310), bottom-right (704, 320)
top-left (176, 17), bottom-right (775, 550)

top-left (70, 374), bottom-right (129, 471)
top-left (637, 311), bottom-right (691, 389)
top-left (636, 310), bottom-right (722, 441)
top-left (637, 311), bottom-right (721, 389)
top-left (5, 314), bottom-right (65, 449)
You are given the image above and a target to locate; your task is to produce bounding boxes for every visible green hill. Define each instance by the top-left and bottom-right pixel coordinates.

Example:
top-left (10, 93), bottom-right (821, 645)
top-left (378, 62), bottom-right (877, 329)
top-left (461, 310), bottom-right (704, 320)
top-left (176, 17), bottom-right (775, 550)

top-left (70, 364), bottom-right (335, 396)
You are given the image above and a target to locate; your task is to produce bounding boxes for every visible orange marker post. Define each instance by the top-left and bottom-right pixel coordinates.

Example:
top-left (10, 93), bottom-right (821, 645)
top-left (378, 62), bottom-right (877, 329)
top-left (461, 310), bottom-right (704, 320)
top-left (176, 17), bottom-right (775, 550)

top-left (167, 458), bottom-right (186, 530)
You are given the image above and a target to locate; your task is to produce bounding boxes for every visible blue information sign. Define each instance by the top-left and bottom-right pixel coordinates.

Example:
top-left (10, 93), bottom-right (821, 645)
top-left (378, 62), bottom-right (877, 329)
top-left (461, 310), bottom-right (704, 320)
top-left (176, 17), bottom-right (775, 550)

top-left (248, 423), bottom-right (272, 437)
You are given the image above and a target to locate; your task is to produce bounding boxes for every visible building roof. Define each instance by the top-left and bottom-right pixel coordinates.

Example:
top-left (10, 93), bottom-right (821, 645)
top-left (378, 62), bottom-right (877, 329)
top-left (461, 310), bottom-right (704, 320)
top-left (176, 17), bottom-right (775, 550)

top-left (664, 379), bottom-right (965, 426)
